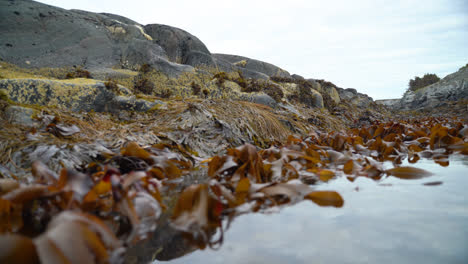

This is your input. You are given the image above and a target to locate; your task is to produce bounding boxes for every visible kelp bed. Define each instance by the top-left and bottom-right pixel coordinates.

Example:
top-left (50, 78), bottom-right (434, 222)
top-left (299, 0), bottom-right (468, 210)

top-left (0, 117), bottom-right (467, 263)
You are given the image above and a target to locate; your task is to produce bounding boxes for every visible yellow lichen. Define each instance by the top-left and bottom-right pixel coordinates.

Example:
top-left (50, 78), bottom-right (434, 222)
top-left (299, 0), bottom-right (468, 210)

top-left (134, 25), bottom-right (153, 41)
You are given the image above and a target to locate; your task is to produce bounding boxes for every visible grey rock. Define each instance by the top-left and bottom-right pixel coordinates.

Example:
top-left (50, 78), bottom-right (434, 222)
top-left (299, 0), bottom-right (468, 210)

top-left (213, 57), bottom-right (238, 73)
top-left (292, 74), bottom-right (305, 81)
top-left (240, 68), bottom-right (270, 80)
top-left (375, 99), bottom-right (400, 108)
top-left (213, 56), bottom-right (269, 80)
top-left (100, 12), bottom-right (141, 26)
top-left (247, 93), bottom-right (278, 108)
top-left (324, 86), bottom-right (340, 104)
top-left (345, 88), bottom-right (358, 94)
top-left (4, 105), bottom-right (37, 127)
top-left (213, 54), bottom-right (290, 78)
top-left (121, 39), bottom-right (193, 76)
top-left (0, 78), bottom-right (161, 113)
top-left (143, 24), bottom-right (215, 67)
top-left (337, 89), bottom-right (354, 100)
top-left (308, 89), bottom-right (324, 108)
top-left (89, 68), bottom-right (137, 82)
top-left (0, 0), bottom-right (190, 77)
top-left (397, 67), bottom-right (468, 110)
top-left (336, 87), bottom-right (373, 107)
top-left (306, 79), bottom-right (322, 92)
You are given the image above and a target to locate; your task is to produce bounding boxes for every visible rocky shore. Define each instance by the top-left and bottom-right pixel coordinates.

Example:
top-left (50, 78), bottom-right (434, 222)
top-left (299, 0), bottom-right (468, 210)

top-left (0, 1), bottom-right (467, 264)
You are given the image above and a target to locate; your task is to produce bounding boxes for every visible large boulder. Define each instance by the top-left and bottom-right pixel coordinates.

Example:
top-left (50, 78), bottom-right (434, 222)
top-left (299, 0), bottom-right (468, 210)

top-left (336, 87), bottom-right (373, 108)
top-left (0, 0), bottom-right (191, 77)
top-left (143, 24), bottom-right (215, 68)
top-left (306, 79), bottom-right (322, 93)
top-left (375, 99), bottom-right (400, 108)
top-left (213, 54), bottom-right (290, 78)
top-left (278, 82), bottom-right (324, 108)
top-left (323, 86), bottom-right (340, 104)
top-left (0, 78), bottom-right (161, 113)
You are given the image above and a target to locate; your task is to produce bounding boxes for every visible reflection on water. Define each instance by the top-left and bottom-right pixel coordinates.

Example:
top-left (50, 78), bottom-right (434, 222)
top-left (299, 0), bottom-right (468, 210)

top-left (162, 156), bottom-right (468, 264)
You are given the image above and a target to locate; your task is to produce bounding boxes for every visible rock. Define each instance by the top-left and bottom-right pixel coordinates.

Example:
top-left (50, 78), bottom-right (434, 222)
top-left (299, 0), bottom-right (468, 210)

top-left (240, 68), bottom-right (270, 80)
top-left (279, 82), bottom-right (324, 108)
top-left (247, 93), bottom-right (278, 108)
top-left (0, 0), bottom-right (191, 77)
top-left (0, 79), bottom-right (161, 113)
top-left (4, 105), bottom-right (38, 127)
top-left (213, 54), bottom-right (290, 78)
top-left (336, 87), bottom-right (373, 107)
top-left (212, 56), bottom-right (269, 80)
top-left (375, 99), bottom-right (400, 108)
top-left (308, 89), bottom-right (324, 108)
top-left (120, 39), bottom-right (193, 76)
top-left (306, 79), bottom-right (322, 93)
top-left (212, 57), bottom-right (238, 73)
top-left (324, 86), bottom-right (340, 104)
top-left (89, 68), bottom-right (138, 81)
top-left (337, 88), bottom-right (356, 100)
top-left (100, 12), bottom-right (141, 26)
top-left (397, 66), bottom-right (468, 110)
top-left (143, 24), bottom-right (215, 67)
top-left (292, 74), bottom-right (305, 81)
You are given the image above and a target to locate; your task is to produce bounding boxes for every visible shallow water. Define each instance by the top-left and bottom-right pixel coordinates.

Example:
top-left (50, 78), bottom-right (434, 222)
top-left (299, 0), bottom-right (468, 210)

top-left (162, 156), bottom-right (468, 264)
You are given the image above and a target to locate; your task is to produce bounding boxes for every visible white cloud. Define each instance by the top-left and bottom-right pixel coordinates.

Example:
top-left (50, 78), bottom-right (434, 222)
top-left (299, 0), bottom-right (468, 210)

top-left (36, 0), bottom-right (468, 99)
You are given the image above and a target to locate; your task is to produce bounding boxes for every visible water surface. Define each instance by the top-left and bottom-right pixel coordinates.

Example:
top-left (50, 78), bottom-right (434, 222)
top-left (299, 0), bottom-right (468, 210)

top-left (163, 156), bottom-right (468, 264)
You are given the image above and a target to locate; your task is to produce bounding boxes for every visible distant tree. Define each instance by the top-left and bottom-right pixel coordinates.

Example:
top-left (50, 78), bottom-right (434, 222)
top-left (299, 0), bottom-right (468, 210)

top-left (408, 73), bottom-right (440, 91)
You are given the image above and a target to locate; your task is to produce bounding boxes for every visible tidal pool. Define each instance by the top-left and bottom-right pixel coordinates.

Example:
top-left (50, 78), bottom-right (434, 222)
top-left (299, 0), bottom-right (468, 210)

top-left (162, 156), bottom-right (468, 264)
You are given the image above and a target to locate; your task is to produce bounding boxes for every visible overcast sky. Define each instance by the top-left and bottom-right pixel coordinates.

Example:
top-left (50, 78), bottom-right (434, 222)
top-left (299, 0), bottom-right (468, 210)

top-left (37, 0), bottom-right (468, 99)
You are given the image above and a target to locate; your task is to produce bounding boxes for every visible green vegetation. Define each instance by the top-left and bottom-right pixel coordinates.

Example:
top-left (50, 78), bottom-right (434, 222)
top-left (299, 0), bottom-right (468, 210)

top-left (408, 73), bottom-right (440, 91)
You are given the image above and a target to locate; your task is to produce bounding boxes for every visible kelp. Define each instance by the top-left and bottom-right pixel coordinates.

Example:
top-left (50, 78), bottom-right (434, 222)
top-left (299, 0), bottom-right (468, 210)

top-left (0, 117), bottom-right (467, 263)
